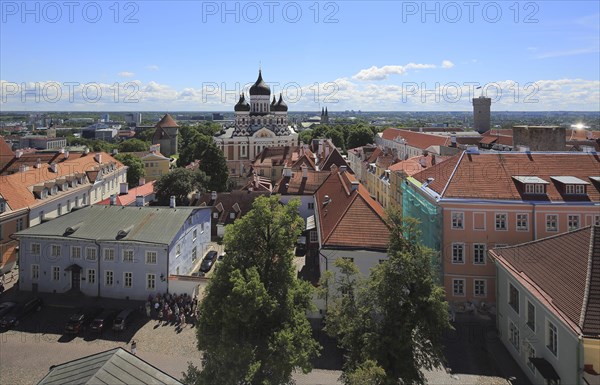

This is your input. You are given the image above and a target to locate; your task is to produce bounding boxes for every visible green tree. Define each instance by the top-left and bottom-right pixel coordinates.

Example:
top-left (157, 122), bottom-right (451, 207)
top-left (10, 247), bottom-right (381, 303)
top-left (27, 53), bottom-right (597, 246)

top-left (322, 211), bottom-right (451, 385)
top-left (298, 130), bottom-right (313, 145)
top-left (179, 133), bottom-right (229, 192)
top-left (135, 128), bottom-right (155, 142)
top-left (187, 196), bottom-right (321, 385)
top-left (154, 168), bottom-right (208, 205)
top-left (118, 138), bottom-right (150, 152)
top-left (114, 153), bottom-right (146, 188)
top-left (346, 126), bottom-right (375, 149)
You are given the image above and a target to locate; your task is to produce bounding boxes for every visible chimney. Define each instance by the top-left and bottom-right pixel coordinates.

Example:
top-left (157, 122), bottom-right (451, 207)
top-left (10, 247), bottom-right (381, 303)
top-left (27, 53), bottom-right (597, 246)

top-left (84, 147), bottom-right (90, 154)
top-left (283, 166), bottom-right (292, 177)
top-left (109, 194), bottom-right (117, 205)
top-left (19, 164), bottom-right (29, 173)
top-left (339, 165), bottom-right (347, 173)
top-left (50, 163), bottom-right (58, 173)
top-left (64, 150), bottom-right (69, 159)
top-left (350, 181), bottom-right (359, 192)
top-left (95, 153), bottom-right (102, 163)
top-left (59, 147), bottom-right (65, 154)
top-left (170, 196), bottom-right (176, 208)
top-left (112, 149), bottom-right (118, 155)
top-left (15, 150), bottom-right (23, 158)
top-left (135, 195), bottom-right (144, 207)
top-left (211, 191), bottom-right (217, 201)
top-left (450, 134), bottom-right (457, 147)
top-left (120, 182), bottom-right (129, 195)
top-left (517, 145), bottom-right (530, 152)
top-left (138, 177), bottom-right (145, 186)
top-left (419, 158), bottom-right (426, 168)
top-left (302, 165), bottom-right (308, 178)
top-left (35, 158), bottom-right (41, 168)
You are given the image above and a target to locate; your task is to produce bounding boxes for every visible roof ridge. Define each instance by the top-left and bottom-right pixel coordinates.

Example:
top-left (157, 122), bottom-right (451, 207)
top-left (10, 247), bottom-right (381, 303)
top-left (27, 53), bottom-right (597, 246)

top-left (440, 151), bottom-right (465, 197)
top-left (323, 187), bottom-right (359, 246)
top-left (579, 225), bottom-right (596, 330)
top-left (493, 225), bottom-right (592, 251)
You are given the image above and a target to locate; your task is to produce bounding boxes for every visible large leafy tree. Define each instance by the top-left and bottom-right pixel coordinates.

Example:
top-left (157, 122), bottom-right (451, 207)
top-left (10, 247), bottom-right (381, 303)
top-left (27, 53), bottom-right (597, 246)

top-left (179, 132), bottom-right (229, 192)
top-left (118, 138), bottom-right (150, 152)
top-left (154, 168), bottom-right (208, 205)
top-left (346, 126), bottom-right (375, 149)
top-left (322, 210), bottom-right (450, 385)
top-left (187, 196), bottom-right (321, 385)
top-left (114, 153), bottom-right (146, 188)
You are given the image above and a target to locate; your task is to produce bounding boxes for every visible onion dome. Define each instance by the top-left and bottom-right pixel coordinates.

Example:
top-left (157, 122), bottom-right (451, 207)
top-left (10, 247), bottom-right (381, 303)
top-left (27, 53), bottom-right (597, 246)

top-left (249, 70), bottom-right (271, 96)
top-left (271, 95), bottom-right (277, 107)
top-left (272, 93), bottom-right (288, 112)
top-left (234, 93), bottom-right (250, 112)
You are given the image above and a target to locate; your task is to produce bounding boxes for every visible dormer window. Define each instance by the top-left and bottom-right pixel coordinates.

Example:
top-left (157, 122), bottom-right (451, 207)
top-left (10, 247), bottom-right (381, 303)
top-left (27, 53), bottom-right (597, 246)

top-left (62, 183), bottom-right (68, 191)
top-left (550, 176), bottom-right (589, 196)
top-left (42, 189), bottom-right (48, 199)
top-left (565, 184), bottom-right (585, 195)
top-left (52, 186), bottom-right (58, 195)
top-left (513, 176), bottom-right (549, 195)
top-left (525, 184), bottom-right (546, 194)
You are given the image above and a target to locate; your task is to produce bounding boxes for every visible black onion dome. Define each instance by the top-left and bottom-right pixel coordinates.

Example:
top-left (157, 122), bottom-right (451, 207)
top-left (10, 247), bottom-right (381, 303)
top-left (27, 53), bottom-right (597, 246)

top-left (234, 93), bottom-right (250, 112)
top-left (273, 93), bottom-right (288, 112)
top-left (249, 70), bottom-right (271, 96)
top-left (271, 96), bottom-right (277, 106)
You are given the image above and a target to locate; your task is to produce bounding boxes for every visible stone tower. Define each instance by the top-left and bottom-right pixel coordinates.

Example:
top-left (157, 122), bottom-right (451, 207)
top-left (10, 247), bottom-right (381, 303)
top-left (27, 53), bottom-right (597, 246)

top-left (473, 96), bottom-right (491, 134)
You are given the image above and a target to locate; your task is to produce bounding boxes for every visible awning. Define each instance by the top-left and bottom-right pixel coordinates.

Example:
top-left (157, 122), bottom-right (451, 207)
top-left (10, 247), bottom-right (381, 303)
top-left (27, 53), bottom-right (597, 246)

top-left (530, 358), bottom-right (560, 380)
top-left (306, 215), bottom-right (316, 231)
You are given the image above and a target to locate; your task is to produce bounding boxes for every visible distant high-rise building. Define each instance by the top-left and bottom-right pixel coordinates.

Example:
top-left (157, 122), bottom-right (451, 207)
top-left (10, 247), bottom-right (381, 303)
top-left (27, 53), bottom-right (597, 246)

top-left (472, 96), bottom-right (491, 134)
top-left (102, 113), bottom-right (110, 123)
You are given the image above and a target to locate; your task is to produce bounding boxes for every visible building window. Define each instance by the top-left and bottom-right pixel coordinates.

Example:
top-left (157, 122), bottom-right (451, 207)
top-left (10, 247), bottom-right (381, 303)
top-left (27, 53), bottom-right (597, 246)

top-left (192, 247), bottom-right (197, 261)
top-left (16, 218), bottom-right (24, 231)
top-left (105, 271), bottom-right (114, 286)
top-left (104, 248), bottom-right (115, 261)
top-left (509, 320), bottom-right (520, 352)
top-left (547, 321), bottom-right (558, 356)
top-left (87, 269), bottom-right (96, 284)
top-left (525, 184), bottom-right (545, 194)
top-left (85, 248), bottom-right (96, 261)
top-left (452, 243), bottom-right (464, 264)
top-left (308, 202), bottom-right (315, 210)
top-left (146, 251), bottom-right (157, 264)
top-left (147, 274), bottom-right (156, 290)
top-left (213, 212), bottom-right (219, 219)
top-left (31, 243), bottom-right (41, 255)
top-left (568, 215), bottom-right (580, 231)
top-left (566, 184), bottom-right (585, 194)
top-left (310, 231), bottom-right (318, 243)
top-left (51, 245), bottom-right (61, 257)
top-left (525, 343), bottom-right (536, 373)
top-left (52, 266), bottom-right (60, 281)
top-left (527, 300), bottom-right (536, 331)
top-left (452, 279), bottom-right (465, 296)
top-left (31, 264), bottom-right (39, 280)
top-left (193, 229), bottom-right (197, 241)
top-left (124, 272), bottom-right (133, 288)
top-left (71, 246), bottom-right (81, 259)
top-left (495, 213), bottom-right (507, 231)
top-left (474, 280), bottom-right (486, 296)
top-left (516, 213), bottom-right (528, 231)
top-left (176, 244), bottom-right (181, 257)
top-left (594, 215), bottom-right (600, 226)
top-left (473, 243), bottom-right (486, 265)
top-left (546, 214), bottom-right (558, 232)
top-left (509, 283), bottom-right (519, 313)
top-left (123, 250), bottom-right (134, 262)
top-left (451, 212), bottom-right (464, 229)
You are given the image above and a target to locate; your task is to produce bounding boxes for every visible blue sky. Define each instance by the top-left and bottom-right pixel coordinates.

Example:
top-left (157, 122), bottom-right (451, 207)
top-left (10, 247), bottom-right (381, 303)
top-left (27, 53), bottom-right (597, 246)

top-left (1, 1), bottom-right (599, 111)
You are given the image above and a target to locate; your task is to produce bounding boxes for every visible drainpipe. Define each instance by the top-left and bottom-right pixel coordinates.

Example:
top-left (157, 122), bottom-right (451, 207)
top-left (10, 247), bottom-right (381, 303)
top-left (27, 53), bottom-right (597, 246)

top-left (94, 240), bottom-right (101, 298)
top-left (532, 203), bottom-right (537, 241)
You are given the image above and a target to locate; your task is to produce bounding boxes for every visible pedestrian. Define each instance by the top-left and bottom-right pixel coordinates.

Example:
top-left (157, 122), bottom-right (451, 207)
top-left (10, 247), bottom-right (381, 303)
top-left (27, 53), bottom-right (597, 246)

top-left (131, 340), bottom-right (137, 355)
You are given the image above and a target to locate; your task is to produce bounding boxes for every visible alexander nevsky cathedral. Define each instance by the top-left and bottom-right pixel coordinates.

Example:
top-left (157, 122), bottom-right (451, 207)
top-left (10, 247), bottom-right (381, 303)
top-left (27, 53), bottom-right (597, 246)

top-left (213, 70), bottom-right (298, 184)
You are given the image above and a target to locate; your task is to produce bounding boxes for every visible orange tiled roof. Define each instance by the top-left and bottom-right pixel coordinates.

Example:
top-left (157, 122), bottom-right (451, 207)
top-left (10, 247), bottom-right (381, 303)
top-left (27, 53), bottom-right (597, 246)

top-left (388, 154), bottom-right (441, 176)
top-left (156, 113), bottom-right (179, 128)
top-left (0, 152), bottom-right (124, 211)
top-left (412, 151), bottom-right (600, 202)
top-left (315, 170), bottom-right (389, 250)
top-left (96, 181), bottom-right (156, 206)
top-left (0, 136), bottom-right (14, 160)
top-left (381, 128), bottom-right (450, 150)
top-left (274, 170), bottom-right (330, 195)
top-left (490, 226), bottom-right (600, 337)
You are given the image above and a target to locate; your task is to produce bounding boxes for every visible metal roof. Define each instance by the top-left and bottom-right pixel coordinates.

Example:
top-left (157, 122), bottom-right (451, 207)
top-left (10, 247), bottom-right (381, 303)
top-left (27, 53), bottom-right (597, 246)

top-left (550, 176), bottom-right (590, 185)
top-left (512, 176), bottom-right (550, 184)
top-left (37, 347), bottom-right (182, 385)
top-left (16, 205), bottom-right (206, 245)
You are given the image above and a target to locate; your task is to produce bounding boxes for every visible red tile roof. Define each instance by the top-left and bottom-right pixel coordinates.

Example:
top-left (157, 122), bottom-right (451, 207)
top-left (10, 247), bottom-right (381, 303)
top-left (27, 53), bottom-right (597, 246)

top-left (490, 226), bottom-right (600, 338)
top-left (96, 181), bottom-right (156, 206)
top-left (388, 154), bottom-right (441, 176)
top-left (156, 113), bottom-right (179, 128)
top-left (194, 190), bottom-right (269, 226)
top-left (380, 128), bottom-right (450, 150)
top-left (274, 170), bottom-right (330, 195)
top-left (315, 170), bottom-right (389, 250)
top-left (0, 152), bottom-right (124, 211)
top-left (0, 152), bottom-right (89, 175)
top-left (412, 151), bottom-right (600, 202)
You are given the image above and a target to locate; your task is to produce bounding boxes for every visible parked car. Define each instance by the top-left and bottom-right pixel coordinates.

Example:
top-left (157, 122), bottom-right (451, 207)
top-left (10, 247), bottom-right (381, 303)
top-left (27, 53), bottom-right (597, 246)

top-left (0, 302), bottom-right (17, 318)
top-left (65, 307), bottom-right (103, 334)
top-left (199, 250), bottom-right (218, 273)
top-left (112, 308), bottom-right (135, 331)
top-left (0, 297), bottom-right (43, 328)
top-left (89, 309), bottom-right (118, 333)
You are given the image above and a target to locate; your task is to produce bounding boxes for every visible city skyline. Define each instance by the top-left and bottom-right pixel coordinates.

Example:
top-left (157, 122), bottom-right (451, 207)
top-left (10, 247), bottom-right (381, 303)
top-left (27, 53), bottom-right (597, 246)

top-left (1, 1), bottom-right (599, 111)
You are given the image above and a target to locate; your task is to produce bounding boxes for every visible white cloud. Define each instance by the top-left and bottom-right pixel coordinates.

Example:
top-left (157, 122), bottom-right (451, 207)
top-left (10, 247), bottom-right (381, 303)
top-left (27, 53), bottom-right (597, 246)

top-left (352, 63), bottom-right (437, 81)
top-left (145, 65), bottom-right (160, 71)
top-left (442, 60), bottom-right (455, 69)
top-left (118, 71), bottom-right (135, 78)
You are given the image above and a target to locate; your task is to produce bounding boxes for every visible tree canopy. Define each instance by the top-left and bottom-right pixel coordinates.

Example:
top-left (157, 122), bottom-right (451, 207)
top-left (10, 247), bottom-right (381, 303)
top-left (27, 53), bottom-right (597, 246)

top-left (114, 153), bottom-right (146, 188)
top-left (322, 210), bottom-right (451, 385)
top-left (118, 138), bottom-right (150, 152)
top-left (346, 126), bottom-right (375, 149)
top-left (187, 196), bottom-right (321, 385)
top-left (154, 168), bottom-right (208, 205)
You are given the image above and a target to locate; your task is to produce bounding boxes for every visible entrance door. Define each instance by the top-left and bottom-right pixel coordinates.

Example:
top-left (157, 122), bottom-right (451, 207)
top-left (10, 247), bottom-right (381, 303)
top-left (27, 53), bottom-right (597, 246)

top-left (71, 270), bottom-right (80, 291)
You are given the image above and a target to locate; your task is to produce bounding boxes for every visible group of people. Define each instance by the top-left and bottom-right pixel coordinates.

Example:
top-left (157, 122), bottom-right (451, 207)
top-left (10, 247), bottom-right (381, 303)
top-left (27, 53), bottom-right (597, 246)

top-left (145, 292), bottom-right (199, 327)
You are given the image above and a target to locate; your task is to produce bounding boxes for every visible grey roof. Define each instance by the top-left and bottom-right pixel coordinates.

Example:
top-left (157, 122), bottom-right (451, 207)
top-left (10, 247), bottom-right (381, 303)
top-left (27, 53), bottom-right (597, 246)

top-left (550, 176), bottom-right (590, 185)
top-left (37, 347), bottom-right (182, 385)
top-left (512, 176), bottom-right (550, 184)
top-left (16, 205), bottom-right (206, 245)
